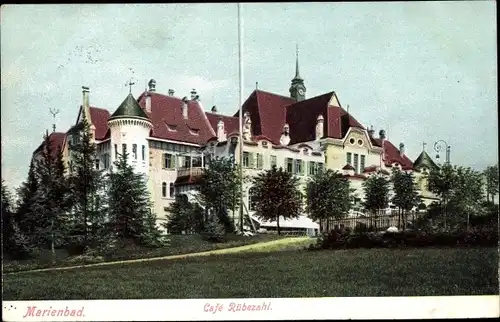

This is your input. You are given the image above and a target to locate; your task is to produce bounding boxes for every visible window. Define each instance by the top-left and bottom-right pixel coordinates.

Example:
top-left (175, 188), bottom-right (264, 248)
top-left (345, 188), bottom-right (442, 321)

top-left (95, 159), bottom-right (100, 170)
top-left (349, 138), bottom-right (355, 144)
top-left (122, 144), bottom-right (127, 156)
top-left (142, 145), bottom-right (145, 161)
top-left (354, 154), bottom-right (359, 174)
top-left (295, 159), bottom-right (302, 175)
top-left (286, 158), bottom-right (293, 173)
top-left (114, 144), bottom-right (118, 159)
top-left (270, 155), bottom-right (277, 168)
top-left (243, 152), bottom-right (250, 167)
top-left (309, 161), bottom-right (316, 175)
top-left (132, 144), bottom-right (137, 159)
top-left (192, 156), bottom-right (202, 167)
top-left (183, 156), bottom-right (192, 168)
top-left (169, 183), bottom-right (175, 198)
top-left (256, 153), bottom-right (264, 169)
top-left (346, 152), bottom-right (352, 165)
top-left (164, 153), bottom-right (175, 169)
top-left (317, 162), bottom-right (324, 173)
top-left (360, 155), bottom-right (366, 173)
top-left (103, 154), bottom-right (109, 169)
top-left (162, 182), bottom-right (167, 197)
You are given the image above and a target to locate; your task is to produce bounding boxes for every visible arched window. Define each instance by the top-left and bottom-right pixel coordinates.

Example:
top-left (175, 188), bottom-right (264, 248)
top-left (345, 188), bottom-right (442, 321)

top-left (169, 183), bottom-right (175, 198)
top-left (162, 182), bottom-right (167, 197)
top-left (249, 187), bottom-right (259, 211)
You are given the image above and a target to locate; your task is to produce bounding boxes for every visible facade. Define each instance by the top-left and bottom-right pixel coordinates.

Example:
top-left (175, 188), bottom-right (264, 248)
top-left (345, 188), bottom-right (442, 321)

top-left (33, 53), bottom-right (444, 232)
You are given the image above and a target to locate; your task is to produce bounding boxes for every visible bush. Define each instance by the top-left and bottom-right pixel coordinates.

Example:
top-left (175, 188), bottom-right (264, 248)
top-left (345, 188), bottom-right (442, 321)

top-left (312, 226), bottom-right (498, 250)
top-left (202, 214), bottom-right (226, 243)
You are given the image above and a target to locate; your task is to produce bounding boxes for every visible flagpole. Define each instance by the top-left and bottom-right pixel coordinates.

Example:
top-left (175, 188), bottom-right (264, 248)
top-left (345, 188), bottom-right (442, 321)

top-left (237, 2), bottom-right (244, 233)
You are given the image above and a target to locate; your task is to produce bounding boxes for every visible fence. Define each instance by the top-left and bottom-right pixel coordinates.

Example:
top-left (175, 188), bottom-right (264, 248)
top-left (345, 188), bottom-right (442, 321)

top-left (323, 210), bottom-right (424, 233)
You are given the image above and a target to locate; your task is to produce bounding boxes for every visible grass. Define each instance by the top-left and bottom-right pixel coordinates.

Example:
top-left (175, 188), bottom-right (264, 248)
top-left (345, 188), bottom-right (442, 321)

top-left (2, 233), bottom-right (287, 273)
top-left (3, 247), bottom-right (497, 300)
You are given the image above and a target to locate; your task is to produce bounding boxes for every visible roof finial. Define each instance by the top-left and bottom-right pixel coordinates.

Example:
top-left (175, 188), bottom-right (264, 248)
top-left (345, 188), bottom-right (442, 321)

top-left (423, 142), bottom-right (427, 152)
top-left (347, 104), bottom-right (350, 114)
top-left (295, 44), bottom-right (301, 79)
top-left (256, 81), bottom-right (258, 90)
top-left (125, 67), bottom-right (136, 94)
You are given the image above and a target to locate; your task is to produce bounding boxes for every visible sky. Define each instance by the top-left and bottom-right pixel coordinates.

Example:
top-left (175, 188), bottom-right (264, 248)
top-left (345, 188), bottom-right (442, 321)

top-left (1, 2), bottom-right (497, 191)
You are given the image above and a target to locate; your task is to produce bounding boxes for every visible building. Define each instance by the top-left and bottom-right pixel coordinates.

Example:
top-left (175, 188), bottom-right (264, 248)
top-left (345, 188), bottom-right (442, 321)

top-left (32, 52), bottom-right (429, 232)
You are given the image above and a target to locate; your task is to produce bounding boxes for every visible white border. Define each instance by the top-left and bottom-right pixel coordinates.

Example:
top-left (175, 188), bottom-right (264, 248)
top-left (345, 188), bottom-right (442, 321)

top-left (2, 296), bottom-right (499, 321)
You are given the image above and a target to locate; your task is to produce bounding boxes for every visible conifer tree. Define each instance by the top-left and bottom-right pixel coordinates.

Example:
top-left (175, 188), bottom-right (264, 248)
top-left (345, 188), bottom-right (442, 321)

top-left (68, 117), bottom-right (107, 253)
top-left (108, 152), bottom-right (164, 247)
top-left (4, 180), bottom-right (32, 259)
top-left (16, 161), bottom-right (39, 239)
top-left (166, 195), bottom-right (204, 234)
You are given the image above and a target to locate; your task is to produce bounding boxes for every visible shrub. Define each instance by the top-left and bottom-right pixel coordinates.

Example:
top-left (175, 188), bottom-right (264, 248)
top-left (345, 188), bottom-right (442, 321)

top-left (202, 214), bottom-right (226, 243)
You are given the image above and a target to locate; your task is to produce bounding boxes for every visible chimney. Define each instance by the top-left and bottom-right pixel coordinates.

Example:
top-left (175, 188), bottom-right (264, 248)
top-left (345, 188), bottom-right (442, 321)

top-left (190, 88), bottom-right (197, 100)
top-left (379, 129), bottom-right (386, 140)
top-left (217, 118), bottom-right (226, 142)
top-left (147, 79), bottom-right (156, 92)
top-left (211, 105), bottom-right (218, 113)
top-left (145, 91), bottom-right (152, 113)
top-left (368, 125), bottom-right (375, 137)
top-left (182, 97), bottom-right (188, 119)
top-left (82, 86), bottom-right (90, 120)
top-left (315, 114), bottom-right (324, 140)
top-left (399, 143), bottom-right (405, 157)
top-left (168, 89), bottom-right (175, 96)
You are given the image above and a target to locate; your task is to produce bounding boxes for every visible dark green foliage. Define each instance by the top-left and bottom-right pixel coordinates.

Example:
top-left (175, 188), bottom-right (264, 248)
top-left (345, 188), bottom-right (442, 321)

top-left (108, 152), bottom-right (164, 247)
top-left (306, 169), bottom-right (352, 222)
top-left (483, 164), bottom-right (499, 203)
top-left (198, 156), bottom-right (241, 233)
top-left (67, 116), bottom-right (108, 253)
top-left (391, 169), bottom-right (421, 230)
top-left (313, 227), bottom-right (498, 250)
top-left (251, 166), bottom-right (303, 235)
top-left (362, 173), bottom-right (390, 230)
top-left (202, 213), bottom-right (226, 242)
top-left (15, 161), bottom-right (39, 240)
top-left (165, 195), bottom-right (204, 234)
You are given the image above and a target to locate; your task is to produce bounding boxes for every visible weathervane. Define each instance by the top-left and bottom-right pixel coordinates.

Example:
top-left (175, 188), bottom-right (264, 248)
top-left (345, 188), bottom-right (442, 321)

top-left (125, 67), bottom-right (137, 93)
top-left (49, 107), bottom-right (60, 132)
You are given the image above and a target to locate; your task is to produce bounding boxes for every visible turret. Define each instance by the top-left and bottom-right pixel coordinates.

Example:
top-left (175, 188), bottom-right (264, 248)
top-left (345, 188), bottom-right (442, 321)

top-left (108, 93), bottom-right (152, 175)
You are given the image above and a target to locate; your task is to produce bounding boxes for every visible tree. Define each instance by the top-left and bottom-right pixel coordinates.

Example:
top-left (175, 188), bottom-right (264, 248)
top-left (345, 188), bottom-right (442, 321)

top-left (3, 180), bottom-right (32, 259)
top-left (30, 133), bottom-right (72, 255)
top-left (67, 117), bottom-right (108, 253)
top-left (362, 173), bottom-right (390, 230)
top-left (16, 160), bottom-right (39, 239)
top-left (165, 195), bottom-right (204, 234)
top-left (427, 163), bottom-right (456, 229)
top-left (108, 152), bottom-right (164, 247)
top-left (484, 164), bottom-right (499, 203)
top-left (448, 166), bottom-right (484, 228)
top-left (251, 166), bottom-right (303, 235)
top-left (391, 169), bottom-right (421, 231)
top-left (198, 156), bottom-right (241, 233)
top-left (305, 169), bottom-right (352, 232)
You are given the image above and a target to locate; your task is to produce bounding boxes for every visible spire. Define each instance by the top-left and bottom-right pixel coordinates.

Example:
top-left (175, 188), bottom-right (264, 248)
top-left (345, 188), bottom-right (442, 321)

top-left (294, 44), bottom-right (302, 80)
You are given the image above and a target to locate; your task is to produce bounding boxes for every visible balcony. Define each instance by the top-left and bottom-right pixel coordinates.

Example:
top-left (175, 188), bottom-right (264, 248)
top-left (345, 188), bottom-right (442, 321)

top-left (177, 167), bottom-right (205, 177)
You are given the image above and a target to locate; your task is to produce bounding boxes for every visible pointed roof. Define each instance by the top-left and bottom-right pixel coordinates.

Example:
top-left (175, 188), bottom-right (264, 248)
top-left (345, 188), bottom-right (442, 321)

top-left (293, 44), bottom-right (302, 81)
top-left (109, 93), bottom-right (150, 121)
top-left (413, 150), bottom-right (438, 171)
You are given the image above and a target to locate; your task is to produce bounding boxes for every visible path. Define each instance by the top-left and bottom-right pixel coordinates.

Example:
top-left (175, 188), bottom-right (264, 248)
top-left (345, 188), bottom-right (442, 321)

top-left (6, 237), bottom-right (313, 275)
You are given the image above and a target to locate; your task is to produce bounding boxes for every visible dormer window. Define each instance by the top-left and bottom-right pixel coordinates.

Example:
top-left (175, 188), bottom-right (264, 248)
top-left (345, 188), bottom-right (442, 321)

top-left (262, 141), bottom-right (268, 148)
top-left (189, 128), bottom-right (200, 136)
top-left (302, 148), bottom-right (308, 154)
top-left (166, 124), bottom-right (177, 132)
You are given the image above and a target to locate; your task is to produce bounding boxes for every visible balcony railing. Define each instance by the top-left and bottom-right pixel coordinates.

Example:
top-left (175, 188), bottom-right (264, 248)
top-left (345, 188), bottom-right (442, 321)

top-left (177, 167), bottom-right (204, 177)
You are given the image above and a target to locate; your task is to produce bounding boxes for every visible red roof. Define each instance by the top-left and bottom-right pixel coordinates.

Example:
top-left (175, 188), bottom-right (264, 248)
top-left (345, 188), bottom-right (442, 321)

top-left (235, 90), bottom-right (296, 145)
top-left (382, 140), bottom-right (414, 170)
top-left (136, 92), bottom-right (215, 145)
top-left (205, 112), bottom-right (239, 138)
top-left (89, 107), bottom-right (111, 140)
top-left (34, 132), bottom-right (66, 158)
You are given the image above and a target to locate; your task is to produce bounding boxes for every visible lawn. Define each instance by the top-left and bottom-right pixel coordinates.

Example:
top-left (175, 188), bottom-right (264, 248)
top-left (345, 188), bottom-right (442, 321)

top-left (2, 233), bottom-right (287, 273)
top-left (3, 247), bottom-right (497, 300)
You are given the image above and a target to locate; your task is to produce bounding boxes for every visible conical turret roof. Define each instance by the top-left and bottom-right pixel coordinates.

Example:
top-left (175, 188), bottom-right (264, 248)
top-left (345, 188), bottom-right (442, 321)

top-left (109, 93), bottom-right (149, 121)
top-left (413, 150), bottom-right (438, 171)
